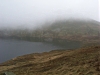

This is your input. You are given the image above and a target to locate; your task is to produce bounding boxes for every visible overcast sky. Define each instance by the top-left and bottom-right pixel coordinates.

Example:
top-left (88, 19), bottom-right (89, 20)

top-left (0, 0), bottom-right (99, 29)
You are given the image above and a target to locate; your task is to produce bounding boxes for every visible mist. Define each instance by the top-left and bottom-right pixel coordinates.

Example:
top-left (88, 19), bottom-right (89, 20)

top-left (0, 0), bottom-right (99, 29)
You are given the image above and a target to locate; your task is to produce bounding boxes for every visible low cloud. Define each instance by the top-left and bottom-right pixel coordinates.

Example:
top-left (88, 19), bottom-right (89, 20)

top-left (0, 0), bottom-right (99, 29)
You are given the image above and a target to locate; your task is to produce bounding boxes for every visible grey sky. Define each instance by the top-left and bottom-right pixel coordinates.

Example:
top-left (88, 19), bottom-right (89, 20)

top-left (0, 0), bottom-right (99, 29)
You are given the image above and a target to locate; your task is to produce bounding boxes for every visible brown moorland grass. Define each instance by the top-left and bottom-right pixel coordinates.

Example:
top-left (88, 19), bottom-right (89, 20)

top-left (0, 45), bottom-right (100, 75)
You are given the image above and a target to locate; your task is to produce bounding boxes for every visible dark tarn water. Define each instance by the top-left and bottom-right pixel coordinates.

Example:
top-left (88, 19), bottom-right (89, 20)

top-left (0, 39), bottom-right (82, 63)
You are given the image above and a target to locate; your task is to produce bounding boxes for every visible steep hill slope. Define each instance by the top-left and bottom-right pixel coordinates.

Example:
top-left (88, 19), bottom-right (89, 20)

top-left (0, 20), bottom-right (100, 41)
top-left (0, 19), bottom-right (100, 43)
top-left (0, 45), bottom-right (100, 75)
top-left (39, 20), bottom-right (100, 40)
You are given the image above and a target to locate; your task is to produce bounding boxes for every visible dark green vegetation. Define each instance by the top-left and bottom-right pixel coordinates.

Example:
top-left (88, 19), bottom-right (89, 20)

top-left (0, 20), bottom-right (100, 44)
top-left (0, 45), bottom-right (100, 75)
top-left (0, 71), bottom-right (16, 75)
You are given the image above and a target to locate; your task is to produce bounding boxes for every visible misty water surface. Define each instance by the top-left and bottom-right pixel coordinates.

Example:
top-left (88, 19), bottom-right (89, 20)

top-left (0, 39), bottom-right (82, 63)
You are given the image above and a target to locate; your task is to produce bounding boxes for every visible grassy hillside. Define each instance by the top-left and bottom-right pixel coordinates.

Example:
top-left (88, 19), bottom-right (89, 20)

top-left (0, 45), bottom-right (100, 75)
top-left (0, 19), bottom-right (100, 43)
top-left (39, 20), bottom-right (100, 41)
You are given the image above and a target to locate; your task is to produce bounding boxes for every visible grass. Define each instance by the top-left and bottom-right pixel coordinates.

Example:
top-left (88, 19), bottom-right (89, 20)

top-left (0, 45), bottom-right (100, 75)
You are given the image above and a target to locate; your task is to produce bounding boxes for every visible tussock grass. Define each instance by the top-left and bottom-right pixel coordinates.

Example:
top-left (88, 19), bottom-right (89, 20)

top-left (0, 45), bottom-right (100, 75)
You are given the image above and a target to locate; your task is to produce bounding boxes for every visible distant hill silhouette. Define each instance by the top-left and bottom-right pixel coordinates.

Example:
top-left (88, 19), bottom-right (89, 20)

top-left (0, 19), bottom-right (100, 43)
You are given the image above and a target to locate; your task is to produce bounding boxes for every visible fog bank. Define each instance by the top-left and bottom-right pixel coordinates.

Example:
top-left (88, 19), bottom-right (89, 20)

top-left (0, 0), bottom-right (99, 29)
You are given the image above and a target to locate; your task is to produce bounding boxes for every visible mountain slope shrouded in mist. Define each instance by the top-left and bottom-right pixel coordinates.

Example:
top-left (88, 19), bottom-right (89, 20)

top-left (0, 45), bottom-right (100, 75)
top-left (0, 19), bottom-right (100, 43)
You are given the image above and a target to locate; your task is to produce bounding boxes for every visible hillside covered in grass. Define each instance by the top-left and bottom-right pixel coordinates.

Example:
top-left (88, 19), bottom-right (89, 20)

top-left (0, 19), bottom-right (100, 43)
top-left (0, 45), bottom-right (100, 75)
